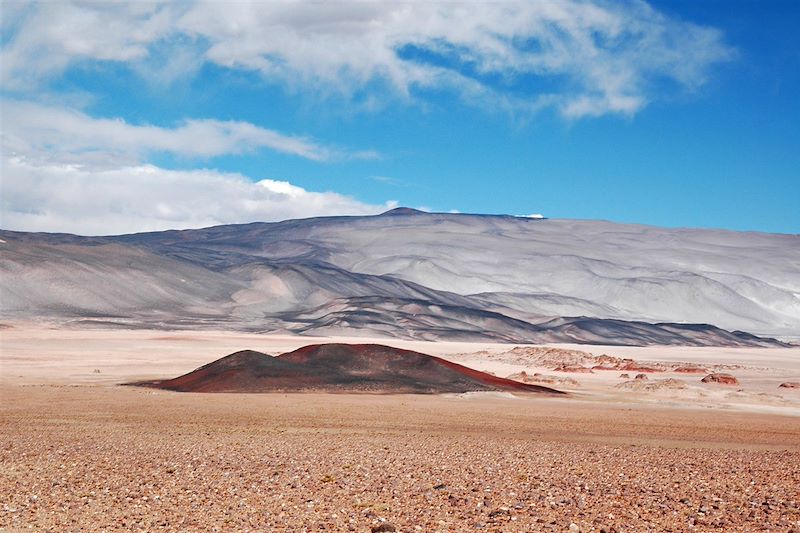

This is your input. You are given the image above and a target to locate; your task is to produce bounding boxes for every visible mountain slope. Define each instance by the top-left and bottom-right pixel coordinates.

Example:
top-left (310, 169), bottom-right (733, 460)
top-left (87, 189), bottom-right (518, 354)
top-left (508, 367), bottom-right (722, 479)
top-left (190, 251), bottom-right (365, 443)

top-left (1, 209), bottom-right (797, 345)
top-left (110, 209), bottom-right (800, 335)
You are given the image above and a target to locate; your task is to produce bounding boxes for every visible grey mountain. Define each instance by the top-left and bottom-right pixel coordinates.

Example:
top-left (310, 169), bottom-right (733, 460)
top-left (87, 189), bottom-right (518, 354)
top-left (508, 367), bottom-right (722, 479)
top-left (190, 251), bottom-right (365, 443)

top-left (1, 209), bottom-right (797, 346)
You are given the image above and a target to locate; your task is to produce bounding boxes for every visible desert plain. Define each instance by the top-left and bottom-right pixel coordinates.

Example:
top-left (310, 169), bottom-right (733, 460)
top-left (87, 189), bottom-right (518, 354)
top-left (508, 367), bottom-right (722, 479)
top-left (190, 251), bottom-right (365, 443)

top-left (2, 323), bottom-right (799, 532)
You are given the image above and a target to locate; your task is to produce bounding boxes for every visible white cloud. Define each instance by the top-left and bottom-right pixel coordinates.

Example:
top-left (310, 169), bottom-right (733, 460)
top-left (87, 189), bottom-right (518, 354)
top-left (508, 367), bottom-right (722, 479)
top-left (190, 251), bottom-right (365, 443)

top-left (369, 175), bottom-right (409, 187)
top-left (1, 100), bottom-right (371, 163)
top-left (1, 1), bottom-right (734, 118)
top-left (0, 98), bottom-right (383, 235)
top-left (1, 2), bottom-right (175, 89)
top-left (0, 154), bottom-right (394, 235)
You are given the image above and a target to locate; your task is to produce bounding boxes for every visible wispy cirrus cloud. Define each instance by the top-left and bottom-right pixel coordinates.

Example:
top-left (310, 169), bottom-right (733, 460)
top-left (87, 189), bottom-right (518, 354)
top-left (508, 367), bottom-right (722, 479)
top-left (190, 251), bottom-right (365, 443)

top-left (1, 1), bottom-right (734, 118)
top-left (1, 100), bottom-right (375, 163)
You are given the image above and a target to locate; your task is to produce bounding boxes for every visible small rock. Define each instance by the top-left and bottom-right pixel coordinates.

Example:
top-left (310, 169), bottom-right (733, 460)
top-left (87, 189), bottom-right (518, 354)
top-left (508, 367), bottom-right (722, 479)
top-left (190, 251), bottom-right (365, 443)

top-left (674, 366), bottom-right (707, 374)
top-left (701, 373), bottom-right (739, 385)
top-left (634, 373), bottom-right (648, 381)
top-left (552, 365), bottom-right (594, 374)
top-left (779, 382), bottom-right (800, 389)
top-left (619, 362), bottom-right (662, 373)
top-left (569, 523), bottom-right (581, 532)
top-left (371, 523), bottom-right (397, 532)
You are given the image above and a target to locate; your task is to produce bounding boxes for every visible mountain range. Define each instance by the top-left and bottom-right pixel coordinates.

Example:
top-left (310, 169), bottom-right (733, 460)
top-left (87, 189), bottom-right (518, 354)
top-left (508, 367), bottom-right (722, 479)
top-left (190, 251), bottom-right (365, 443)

top-left (2, 208), bottom-right (797, 346)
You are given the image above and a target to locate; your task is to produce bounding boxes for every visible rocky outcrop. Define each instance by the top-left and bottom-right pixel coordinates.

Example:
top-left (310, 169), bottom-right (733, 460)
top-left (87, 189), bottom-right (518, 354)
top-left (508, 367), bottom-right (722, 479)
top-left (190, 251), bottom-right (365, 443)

top-left (507, 371), bottom-right (580, 387)
top-left (616, 378), bottom-right (688, 391)
top-left (674, 366), bottom-right (708, 374)
top-left (701, 373), bottom-right (739, 385)
top-left (619, 362), bottom-right (663, 373)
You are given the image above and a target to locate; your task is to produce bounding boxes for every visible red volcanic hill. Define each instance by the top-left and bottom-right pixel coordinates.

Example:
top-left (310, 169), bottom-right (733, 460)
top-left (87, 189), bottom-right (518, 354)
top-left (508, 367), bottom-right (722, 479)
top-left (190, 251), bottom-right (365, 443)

top-left (136, 343), bottom-right (564, 395)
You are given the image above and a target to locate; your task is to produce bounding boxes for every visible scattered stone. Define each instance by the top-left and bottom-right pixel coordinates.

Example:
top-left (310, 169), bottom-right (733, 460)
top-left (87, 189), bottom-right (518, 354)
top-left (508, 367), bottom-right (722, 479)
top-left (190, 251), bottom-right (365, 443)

top-left (616, 378), bottom-right (688, 392)
top-left (619, 373), bottom-right (630, 379)
top-left (507, 372), bottom-right (580, 387)
top-left (701, 373), bottom-right (739, 385)
top-left (673, 366), bottom-right (707, 374)
top-left (779, 382), bottom-right (800, 389)
top-left (619, 362), bottom-right (663, 373)
top-left (635, 373), bottom-right (648, 381)
top-left (553, 365), bottom-right (594, 373)
top-left (4, 384), bottom-right (799, 532)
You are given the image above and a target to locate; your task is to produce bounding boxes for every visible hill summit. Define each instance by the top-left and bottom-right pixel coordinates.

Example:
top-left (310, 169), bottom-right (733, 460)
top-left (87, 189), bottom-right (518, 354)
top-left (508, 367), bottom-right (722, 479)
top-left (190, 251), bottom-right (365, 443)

top-left (135, 343), bottom-right (564, 394)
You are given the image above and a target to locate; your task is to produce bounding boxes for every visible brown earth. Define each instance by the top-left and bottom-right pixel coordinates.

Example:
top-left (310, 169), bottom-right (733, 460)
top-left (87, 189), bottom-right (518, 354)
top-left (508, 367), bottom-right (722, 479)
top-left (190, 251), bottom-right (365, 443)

top-left (135, 344), bottom-right (563, 395)
top-left (1, 385), bottom-right (799, 532)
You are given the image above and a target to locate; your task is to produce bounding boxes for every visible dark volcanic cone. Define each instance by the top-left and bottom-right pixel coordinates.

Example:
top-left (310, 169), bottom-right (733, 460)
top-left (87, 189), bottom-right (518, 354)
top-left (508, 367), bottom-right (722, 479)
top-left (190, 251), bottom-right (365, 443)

top-left (135, 343), bottom-right (564, 395)
top-left (137, 350), bottom-right (326, 393)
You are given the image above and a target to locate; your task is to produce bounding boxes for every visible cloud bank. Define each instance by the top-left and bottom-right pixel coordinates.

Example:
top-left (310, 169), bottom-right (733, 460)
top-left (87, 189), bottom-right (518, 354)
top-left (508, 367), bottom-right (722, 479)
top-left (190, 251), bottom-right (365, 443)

top-left (2, 100), bottom-right (372, 163)
top-left (2, 1), bottom-right (733, 117)
top-left (0, 1), bottom-right (735, 235)
top-left (1, 155), bottom-right (394, 235)
top-left (0, 99), bottom-right (387, 234)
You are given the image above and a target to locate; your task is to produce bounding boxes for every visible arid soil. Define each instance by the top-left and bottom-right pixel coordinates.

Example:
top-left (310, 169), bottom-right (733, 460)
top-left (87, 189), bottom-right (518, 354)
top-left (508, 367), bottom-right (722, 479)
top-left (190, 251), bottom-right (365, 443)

top-left (1, 324), bottom-right (800, 531)
top-left (1, 385), bottom-right (799, 532)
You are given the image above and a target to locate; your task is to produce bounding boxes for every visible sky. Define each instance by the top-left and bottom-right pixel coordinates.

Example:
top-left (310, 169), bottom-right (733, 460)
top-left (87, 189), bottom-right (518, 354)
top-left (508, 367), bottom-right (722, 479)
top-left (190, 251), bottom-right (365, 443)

top-left (1, 0), bottom-right (798, 235)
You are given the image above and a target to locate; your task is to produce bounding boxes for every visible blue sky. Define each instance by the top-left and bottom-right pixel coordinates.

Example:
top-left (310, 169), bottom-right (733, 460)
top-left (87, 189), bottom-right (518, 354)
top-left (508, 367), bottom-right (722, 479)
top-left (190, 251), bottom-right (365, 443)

top-left (1, 0), bottom-right (798, 235)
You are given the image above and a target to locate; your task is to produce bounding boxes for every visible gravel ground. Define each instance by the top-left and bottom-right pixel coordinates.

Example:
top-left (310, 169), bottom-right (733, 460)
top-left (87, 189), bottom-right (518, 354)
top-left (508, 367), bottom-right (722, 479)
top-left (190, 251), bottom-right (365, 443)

top-left (1, 385), bottom-right (799, 532)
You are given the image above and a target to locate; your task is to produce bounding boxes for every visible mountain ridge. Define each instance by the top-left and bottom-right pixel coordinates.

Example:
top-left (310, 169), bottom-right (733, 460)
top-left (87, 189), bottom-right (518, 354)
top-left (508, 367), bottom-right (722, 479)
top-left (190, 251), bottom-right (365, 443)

top-left (1, 210), bottom-right (798, 345)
